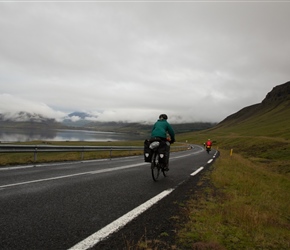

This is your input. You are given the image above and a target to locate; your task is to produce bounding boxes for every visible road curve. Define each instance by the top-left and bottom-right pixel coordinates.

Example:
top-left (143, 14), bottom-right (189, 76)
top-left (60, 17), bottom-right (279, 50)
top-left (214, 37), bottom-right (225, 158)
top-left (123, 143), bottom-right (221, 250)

top-left (0, 145), bottom-right (218, 250)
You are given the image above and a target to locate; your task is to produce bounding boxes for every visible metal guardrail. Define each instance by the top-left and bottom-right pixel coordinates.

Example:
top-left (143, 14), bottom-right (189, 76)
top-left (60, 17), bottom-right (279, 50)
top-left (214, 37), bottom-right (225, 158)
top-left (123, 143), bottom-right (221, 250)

top-left (0, 144), bottom-right (143, 152)
top-left (0, 144), bottom-right (144, 161)
top-left (0, 144), bottom-right (189, 162)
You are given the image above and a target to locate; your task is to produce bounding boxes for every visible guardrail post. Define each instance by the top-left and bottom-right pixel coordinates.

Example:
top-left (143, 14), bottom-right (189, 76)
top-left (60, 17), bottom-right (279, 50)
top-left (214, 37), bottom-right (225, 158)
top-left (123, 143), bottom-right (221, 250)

top-left (34, 147), bottom-right (37, 162)
top-left (81, 147), bottom-right (84, 160)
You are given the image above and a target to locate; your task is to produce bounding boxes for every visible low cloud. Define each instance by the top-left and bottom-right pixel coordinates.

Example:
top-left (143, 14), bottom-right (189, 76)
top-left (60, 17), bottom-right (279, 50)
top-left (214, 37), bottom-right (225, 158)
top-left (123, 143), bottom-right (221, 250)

top-left (0, 94), bottom-right (66, 121)
top-left (0, 2), bottom-right (289, 124)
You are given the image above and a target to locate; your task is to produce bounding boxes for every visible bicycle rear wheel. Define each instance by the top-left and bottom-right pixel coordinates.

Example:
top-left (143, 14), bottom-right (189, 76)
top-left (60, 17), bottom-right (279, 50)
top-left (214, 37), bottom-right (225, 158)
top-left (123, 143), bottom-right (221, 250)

top-left (161, 165), bottom-right (167, 177)
top-left (151, 152), bottom-right (160, 181)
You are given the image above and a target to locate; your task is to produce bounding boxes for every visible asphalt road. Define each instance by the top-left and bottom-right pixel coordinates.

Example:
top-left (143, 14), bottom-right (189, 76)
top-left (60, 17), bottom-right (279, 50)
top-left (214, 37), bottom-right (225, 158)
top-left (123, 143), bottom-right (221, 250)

top-left (0, 145), bottom-right (217, 250)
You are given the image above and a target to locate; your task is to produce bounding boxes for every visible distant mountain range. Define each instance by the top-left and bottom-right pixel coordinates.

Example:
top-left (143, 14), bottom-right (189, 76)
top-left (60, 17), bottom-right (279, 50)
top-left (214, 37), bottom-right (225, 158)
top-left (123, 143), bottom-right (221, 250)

top-left (62, 111), bottom-right (94, 127)
top-left (0, 110), bottom-right (216, 134)
top-left (0, 111), bottom-right (62, 130)
top-left (0, 111), bottom-right (55, 123)
top-left (2, 81), bottom-right (289, 134)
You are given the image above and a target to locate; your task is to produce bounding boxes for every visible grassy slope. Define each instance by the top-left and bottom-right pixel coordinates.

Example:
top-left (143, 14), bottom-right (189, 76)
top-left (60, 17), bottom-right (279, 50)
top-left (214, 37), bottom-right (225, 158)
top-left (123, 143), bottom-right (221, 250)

top-left (174, 96), bottom-right (290, 249)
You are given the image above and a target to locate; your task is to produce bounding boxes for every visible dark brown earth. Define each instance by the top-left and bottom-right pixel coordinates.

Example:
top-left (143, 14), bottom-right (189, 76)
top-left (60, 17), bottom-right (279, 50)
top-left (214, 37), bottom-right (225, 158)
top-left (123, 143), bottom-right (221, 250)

top-left (91, 166), bottom-right (214, 250)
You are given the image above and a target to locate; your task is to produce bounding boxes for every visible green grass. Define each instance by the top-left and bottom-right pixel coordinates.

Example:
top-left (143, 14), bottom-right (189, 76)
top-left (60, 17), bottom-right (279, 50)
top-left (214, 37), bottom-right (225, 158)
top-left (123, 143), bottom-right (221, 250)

top-left (177, 150), bottom-right (290, 249)
top-left (173, 99), bottom-right (290, 249)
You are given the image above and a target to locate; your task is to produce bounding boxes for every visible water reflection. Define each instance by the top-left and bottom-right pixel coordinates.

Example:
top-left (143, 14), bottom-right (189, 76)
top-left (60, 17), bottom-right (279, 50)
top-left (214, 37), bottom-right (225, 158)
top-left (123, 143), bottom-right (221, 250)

top-left (0, 129), bottom-right (143, 142)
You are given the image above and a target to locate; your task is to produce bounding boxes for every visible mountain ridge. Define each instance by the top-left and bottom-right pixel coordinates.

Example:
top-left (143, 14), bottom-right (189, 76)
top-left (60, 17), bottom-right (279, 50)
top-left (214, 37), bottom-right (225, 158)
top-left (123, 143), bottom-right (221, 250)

top-left (216, 81), bottom-right (290, 129)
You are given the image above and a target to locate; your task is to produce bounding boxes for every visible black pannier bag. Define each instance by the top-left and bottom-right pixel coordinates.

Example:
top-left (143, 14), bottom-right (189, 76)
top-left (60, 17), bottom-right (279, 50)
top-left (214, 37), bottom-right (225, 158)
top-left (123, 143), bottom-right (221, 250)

top-left (144, 138), bottom-right (170, 163)
top-left (157, 140), bottom-right (169, 164)
top-left (144, 139), bottom-right (153, 162)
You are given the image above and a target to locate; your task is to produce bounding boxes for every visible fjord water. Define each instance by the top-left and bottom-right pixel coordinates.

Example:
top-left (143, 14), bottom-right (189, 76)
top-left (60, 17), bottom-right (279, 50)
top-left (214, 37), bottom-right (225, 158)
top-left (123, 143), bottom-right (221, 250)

top-left (0, 128), bottom-right (143, 142)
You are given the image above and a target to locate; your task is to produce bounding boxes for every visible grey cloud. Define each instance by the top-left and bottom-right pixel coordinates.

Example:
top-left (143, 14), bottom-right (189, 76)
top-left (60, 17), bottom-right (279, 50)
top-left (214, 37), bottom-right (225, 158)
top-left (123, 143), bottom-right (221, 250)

top-left (0, 2), bottom-right (289, 124)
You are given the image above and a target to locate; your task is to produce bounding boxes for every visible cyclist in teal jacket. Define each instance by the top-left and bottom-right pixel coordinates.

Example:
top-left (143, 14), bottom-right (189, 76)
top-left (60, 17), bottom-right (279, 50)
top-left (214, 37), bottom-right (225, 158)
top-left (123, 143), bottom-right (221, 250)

top-left (151, 114), bottom-right (175, 143)
top-left (151, 114), bottom-right (175, 170)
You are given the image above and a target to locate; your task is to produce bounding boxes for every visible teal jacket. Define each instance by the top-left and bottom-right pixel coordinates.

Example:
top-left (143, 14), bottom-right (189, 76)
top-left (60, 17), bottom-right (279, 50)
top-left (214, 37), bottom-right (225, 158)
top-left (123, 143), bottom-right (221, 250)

top-left (151, 119), bottom-right (175, 142)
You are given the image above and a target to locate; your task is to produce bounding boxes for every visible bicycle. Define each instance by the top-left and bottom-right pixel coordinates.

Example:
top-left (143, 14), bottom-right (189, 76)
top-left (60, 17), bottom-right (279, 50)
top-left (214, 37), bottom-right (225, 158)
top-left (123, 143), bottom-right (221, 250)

top-left (206, 145), bottom-right (211, 154)
top-left (146, 140), bottom-right (168, 181)
top-left (151, 149), bottom-right (167, 181)
top-left (144, 138), bottom-right (170, 181)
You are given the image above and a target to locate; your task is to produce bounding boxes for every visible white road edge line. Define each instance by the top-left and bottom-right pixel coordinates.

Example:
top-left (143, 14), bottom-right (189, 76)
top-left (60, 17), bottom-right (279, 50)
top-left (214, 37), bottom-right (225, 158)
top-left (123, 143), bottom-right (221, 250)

top-left (0, 163), bottom-right (147, 189)
top-left (190, 167), bottom-right (204, 176)
top-left (0, 159), bottom-right (109, 171)
top-left (68, 188), bottom-right (174, 250)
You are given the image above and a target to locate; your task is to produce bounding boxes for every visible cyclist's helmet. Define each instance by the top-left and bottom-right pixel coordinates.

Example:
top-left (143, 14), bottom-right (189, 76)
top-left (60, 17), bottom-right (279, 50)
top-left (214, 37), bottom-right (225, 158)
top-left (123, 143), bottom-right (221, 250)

top-left (159, 114), bottom-right (168, 120)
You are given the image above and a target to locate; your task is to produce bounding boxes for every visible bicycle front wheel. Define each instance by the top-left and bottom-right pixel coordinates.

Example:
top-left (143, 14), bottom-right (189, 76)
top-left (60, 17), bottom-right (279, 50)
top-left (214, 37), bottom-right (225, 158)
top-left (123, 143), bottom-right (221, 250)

top-left (151, 153), bottom-right (160, 181)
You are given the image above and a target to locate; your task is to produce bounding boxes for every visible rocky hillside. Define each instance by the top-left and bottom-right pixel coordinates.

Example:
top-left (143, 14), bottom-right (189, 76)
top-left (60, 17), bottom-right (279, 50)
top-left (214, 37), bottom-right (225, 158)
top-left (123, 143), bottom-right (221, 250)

top-left (217, 81), bottom-right (290, 128)
top-left (262, 81), bottom-right (290, 104)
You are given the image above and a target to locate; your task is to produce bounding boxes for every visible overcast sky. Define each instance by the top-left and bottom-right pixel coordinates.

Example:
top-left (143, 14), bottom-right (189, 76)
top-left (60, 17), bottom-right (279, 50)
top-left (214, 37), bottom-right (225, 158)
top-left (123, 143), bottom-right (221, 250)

top-left (0, 0), bottom-right (289, 124)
